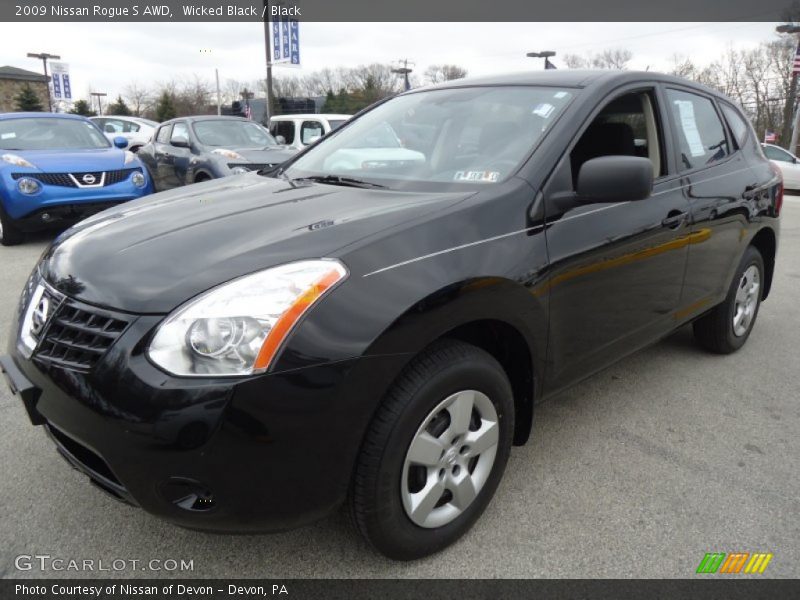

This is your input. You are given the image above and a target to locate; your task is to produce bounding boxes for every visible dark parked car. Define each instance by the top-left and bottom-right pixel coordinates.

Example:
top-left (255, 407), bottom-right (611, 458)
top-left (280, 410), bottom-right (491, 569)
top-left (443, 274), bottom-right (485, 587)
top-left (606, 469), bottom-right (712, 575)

top-left (136, 115), bottom-right (295, 191)
top-left (1, 71), bottom-right (781, 560)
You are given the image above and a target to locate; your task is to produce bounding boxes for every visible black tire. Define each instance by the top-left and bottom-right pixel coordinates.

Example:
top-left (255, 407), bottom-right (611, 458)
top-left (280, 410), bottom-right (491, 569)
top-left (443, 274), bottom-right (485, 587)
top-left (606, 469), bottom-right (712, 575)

top-left (349, 339), bottom-right (514, 560)
top-left (693, 245), bottom-right (764, 354)
top-left (0, 203), bottom-right (25, 246)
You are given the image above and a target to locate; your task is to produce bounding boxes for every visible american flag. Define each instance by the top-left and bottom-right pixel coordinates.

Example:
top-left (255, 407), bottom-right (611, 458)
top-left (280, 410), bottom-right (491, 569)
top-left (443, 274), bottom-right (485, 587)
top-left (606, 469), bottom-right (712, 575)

top-left (793, 42), bottom-right (800, 74)
top-left (764, 131), bottom-right (777, 143)
top-left (244, 103), bottom-right (252, 120)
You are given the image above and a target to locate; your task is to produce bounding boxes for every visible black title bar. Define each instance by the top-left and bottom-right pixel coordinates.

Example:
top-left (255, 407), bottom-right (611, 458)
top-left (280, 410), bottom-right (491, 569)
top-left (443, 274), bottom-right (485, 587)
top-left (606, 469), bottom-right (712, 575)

top-left (0, 0), bottom-right (793, 22)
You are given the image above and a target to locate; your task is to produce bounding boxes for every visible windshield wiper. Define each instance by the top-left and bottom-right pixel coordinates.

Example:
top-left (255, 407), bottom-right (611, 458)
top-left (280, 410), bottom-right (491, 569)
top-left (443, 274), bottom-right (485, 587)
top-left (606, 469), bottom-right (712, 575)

top-left (295, 175), bottom-right (386, 189)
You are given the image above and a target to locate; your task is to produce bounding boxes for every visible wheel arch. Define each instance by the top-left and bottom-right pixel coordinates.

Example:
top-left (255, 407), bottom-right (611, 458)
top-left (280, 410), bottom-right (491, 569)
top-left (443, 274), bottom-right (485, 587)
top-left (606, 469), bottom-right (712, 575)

top-left (360, 277), bottom-right (546, 446)
top-left (750, 226), bottom-right (776, 299)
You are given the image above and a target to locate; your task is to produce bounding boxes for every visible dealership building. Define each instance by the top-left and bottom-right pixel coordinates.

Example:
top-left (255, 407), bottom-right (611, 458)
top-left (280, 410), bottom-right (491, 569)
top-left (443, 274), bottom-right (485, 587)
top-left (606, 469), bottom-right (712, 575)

top-left (0, 65), bottom-right (49, 112)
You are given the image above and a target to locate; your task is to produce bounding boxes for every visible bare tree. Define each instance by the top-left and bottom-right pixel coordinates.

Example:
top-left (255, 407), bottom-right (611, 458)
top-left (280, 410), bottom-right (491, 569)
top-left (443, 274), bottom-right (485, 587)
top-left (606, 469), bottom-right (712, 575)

top-left (564, 49), bottom-right (632, 70)
top-left (122, 82), bottom-right (151, 117)
top-left (423, 64), bottom-right (468, 85)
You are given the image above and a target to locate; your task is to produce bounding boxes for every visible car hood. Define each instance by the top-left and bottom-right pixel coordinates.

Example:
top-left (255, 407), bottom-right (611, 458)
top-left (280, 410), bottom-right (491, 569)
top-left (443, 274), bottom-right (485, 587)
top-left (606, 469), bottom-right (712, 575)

top-left (40, 173), bottom-right (470, 313)
top-left (8, 148), bottom-right (130, 172)
top-left (229, 147), bottom-right (295, 163)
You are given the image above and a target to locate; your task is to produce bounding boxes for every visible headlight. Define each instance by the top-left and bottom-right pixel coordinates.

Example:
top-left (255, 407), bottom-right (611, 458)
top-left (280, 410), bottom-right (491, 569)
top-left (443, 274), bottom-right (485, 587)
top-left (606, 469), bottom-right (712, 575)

top-left (148, 260), bottom-right (347, 377)
top-left (131, 171), bottom-right (146, 188)
top-left (124, 150), bottom-right (137, 165)
top-left (230, 166), bottom-right (250, 174)
top-left (212, 148), bottom-right (245, 160)
top-left (2, 153), bottom-right (35, 168)
top-left (17, 177), bottom-right (41, 195)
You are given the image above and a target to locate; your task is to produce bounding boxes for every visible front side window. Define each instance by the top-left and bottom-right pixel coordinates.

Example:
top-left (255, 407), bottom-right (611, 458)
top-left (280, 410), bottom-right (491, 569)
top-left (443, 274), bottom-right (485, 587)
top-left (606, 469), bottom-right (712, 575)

top-left (328, 119), bottom-right (347, 130)
top-left (283, 86), bottom-right (576, 191)
top-left (570, 90), bottom-right (663, 183)
top-left (192, 120), bottom-right (276, 148)
top-left (0, 117), bottom-right (110, 151)
top-left (272, 121), bottom-right (295, 144)
top-left (763, 144), bottom-right (794, 162)
top-left (666, 89), bottom-right (730, 171)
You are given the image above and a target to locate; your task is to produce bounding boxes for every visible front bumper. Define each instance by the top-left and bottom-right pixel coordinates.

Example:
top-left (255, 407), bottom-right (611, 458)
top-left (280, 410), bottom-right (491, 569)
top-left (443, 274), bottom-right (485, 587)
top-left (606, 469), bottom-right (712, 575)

top-left (1, 169), bottom-right (153, 228)
top-left (2, 292), bottom-right (403, 532)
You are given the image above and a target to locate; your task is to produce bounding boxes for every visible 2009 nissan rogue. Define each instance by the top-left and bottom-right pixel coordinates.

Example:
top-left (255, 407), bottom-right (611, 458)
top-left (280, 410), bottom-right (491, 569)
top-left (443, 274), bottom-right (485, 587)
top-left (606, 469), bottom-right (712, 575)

top-left (1, 71), bottom-right (781, 560)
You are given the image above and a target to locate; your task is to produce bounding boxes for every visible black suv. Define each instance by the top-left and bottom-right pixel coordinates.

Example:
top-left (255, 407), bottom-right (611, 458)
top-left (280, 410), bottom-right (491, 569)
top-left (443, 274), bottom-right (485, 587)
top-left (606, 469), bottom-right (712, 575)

top-left (1, 70), bottom-right (781, 560)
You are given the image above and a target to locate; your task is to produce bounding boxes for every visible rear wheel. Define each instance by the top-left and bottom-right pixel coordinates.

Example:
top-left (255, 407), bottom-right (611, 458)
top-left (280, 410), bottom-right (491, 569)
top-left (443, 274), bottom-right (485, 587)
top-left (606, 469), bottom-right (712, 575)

top-left (693, 245), bottom-right (764, 353)
top-left (349, 340), bottom-right (514, 560)
top-left (0, 204), bottom-right (25, 246)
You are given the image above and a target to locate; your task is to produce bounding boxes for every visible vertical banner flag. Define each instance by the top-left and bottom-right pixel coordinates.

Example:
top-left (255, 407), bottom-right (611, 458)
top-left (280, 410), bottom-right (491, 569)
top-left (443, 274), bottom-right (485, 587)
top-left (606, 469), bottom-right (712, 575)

top-left (271, 17), bottom-right (300, 67)
top-left (50, 62), bottom-right (72, 100)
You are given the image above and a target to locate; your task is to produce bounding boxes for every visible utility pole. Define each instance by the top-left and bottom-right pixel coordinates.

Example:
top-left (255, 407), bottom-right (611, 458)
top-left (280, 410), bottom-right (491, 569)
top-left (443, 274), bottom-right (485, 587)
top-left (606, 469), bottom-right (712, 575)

top-left (263, 0), bottom-right (274, 124)
top-left (90, 92), bottom-right (107, 116)
top-left (777, 24), bottom-right (800, 153)
top-left (392, 59), bottom-right (414, 91)
top-left (215, 68), bottom-right (221, 116)
top-left (26, 51), bottom-right (60, 111)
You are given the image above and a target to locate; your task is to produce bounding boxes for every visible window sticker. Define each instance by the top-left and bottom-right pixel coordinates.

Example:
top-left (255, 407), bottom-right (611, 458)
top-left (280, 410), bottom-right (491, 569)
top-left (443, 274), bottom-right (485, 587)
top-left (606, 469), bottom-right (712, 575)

top-left (454, 170), bottom-right (500, 183)
top-left (1, 132), bottom-right (16, 139)
top-left (554, 91), bottom-right (568, 99)
top-left (674, 100), bottom-right (706, 157)
top-left (532, 103), bottom-right (555, 118)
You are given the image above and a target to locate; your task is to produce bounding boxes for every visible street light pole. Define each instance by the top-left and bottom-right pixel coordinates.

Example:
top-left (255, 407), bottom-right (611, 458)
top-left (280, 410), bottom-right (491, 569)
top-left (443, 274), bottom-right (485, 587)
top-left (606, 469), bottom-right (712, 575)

top-left (776, 25), bottom-right (800, 151)
top-left (392, 59), bottom-right (414, 91)
top-left (26, 51), bottom-right (60, 112)
top-left (526, 50), bottom-right (556, 69)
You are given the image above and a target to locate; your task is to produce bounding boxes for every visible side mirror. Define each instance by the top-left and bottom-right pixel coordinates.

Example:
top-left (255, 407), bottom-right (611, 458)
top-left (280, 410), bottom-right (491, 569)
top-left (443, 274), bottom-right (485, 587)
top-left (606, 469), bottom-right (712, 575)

top-left (577, 156), bottom-right (653, 203)
top-left (113, 136), bottom-right (128, 149)
top-left (171, 137), bottom-right (190, 148)
top-left (275, 135), bottom-right (286, 145)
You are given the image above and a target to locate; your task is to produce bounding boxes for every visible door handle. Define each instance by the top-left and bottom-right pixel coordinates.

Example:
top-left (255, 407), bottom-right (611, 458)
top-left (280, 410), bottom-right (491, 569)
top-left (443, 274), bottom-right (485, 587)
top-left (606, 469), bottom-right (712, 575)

top-left (661, 210), bottom-right (687, 229)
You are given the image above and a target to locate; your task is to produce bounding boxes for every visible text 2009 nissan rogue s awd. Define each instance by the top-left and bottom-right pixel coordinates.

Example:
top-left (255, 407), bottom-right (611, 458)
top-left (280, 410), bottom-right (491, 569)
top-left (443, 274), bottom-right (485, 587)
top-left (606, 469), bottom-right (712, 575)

top-left (1, 71), bottom-right (781, 560)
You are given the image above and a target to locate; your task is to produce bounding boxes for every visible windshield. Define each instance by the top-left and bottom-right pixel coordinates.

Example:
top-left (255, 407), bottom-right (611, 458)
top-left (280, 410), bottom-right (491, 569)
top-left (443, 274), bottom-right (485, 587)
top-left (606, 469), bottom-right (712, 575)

top-left (282, 86), bottom-right (575, 191)
top-left (192, 120), bottom-right (277, 148)
top-left (0, 117), bottom-right (110, 151)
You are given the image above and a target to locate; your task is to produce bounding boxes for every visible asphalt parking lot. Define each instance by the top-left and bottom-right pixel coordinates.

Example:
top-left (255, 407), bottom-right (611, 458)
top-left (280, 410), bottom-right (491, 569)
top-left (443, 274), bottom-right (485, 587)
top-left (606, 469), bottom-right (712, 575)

top-left (1, 197), bottom-right (798, 580)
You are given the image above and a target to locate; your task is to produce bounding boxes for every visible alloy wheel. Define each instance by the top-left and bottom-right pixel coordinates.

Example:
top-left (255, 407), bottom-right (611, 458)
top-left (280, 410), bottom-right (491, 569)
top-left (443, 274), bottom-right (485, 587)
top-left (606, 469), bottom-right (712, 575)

top-left (401, 389), bottom-right (499, 528)
top-left (732, 265), bottom-right (760, 337)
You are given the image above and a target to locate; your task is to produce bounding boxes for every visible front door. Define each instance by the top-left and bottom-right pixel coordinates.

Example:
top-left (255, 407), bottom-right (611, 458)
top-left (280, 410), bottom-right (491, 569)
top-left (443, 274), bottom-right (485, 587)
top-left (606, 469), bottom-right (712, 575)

top-left (543, 87), bottom-right (690, 393)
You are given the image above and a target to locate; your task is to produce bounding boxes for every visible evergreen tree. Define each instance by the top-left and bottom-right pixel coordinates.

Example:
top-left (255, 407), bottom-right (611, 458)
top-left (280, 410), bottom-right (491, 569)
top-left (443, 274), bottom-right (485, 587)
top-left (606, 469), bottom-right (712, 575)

top-left (107, 95), bottom-right (132, 116)
top-left (155, 91), bottom-right (177, 122)
top-left (68, 99), bottom-right (96, 116)
top-left (14, 83), bottom-right (44, 112)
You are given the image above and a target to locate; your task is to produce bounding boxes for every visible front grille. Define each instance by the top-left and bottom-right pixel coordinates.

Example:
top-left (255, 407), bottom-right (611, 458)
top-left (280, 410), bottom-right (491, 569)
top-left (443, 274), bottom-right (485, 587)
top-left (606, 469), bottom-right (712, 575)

top-left (228, 162), bottom-right (275, 171)
top-left (12, 169), bottom-right (139, 188)
top-left (34, 295), bottom-right (129, 372)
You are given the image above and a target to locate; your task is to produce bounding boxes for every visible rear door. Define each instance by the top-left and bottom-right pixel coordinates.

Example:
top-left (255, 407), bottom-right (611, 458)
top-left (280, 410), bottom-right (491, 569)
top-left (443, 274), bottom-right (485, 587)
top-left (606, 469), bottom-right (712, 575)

top-left (543, 85), bottom-right (691, 393)
top-left (662, 87), bottom-right (757, 316)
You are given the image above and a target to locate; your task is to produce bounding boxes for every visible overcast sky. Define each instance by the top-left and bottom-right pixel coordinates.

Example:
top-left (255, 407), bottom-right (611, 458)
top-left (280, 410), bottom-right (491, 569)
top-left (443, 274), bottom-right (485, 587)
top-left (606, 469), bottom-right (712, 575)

top-left (0, 21), bottom-right (782, 103)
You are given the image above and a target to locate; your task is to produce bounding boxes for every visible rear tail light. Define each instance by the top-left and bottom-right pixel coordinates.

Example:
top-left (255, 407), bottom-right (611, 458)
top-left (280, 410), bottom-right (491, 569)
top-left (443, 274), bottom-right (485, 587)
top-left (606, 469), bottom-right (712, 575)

top-left (768, 162), bottom-right (783, 216)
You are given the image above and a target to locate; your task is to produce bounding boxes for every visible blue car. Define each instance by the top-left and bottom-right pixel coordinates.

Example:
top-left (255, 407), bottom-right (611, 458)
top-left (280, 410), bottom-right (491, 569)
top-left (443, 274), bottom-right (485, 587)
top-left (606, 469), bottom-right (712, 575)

top-left (0, 112), bottom-right (154, 246)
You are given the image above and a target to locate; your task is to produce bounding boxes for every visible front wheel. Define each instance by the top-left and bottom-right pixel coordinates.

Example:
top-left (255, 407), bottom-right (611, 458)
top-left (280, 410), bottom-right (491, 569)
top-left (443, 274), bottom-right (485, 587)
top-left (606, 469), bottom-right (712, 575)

top-left (349, 340), bottom-right (514, 560)
top-left (693, 245), bottom-right (764, 353)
